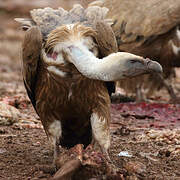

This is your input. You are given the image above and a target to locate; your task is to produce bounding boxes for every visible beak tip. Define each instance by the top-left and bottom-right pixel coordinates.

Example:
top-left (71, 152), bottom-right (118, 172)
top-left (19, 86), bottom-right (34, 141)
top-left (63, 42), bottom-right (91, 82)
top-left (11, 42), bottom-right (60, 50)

top-left (148, 61), bottom-right (163, 73)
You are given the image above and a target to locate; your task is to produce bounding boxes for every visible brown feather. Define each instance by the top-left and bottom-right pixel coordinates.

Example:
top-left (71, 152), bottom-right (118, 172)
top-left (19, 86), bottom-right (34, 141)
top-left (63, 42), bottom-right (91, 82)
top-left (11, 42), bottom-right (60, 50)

top-left (22, 26), bottom-right (42, 109)
top-left (94, 20), bottom-right (118, 57)
top-left (45, 24), bottom-right (97, 53)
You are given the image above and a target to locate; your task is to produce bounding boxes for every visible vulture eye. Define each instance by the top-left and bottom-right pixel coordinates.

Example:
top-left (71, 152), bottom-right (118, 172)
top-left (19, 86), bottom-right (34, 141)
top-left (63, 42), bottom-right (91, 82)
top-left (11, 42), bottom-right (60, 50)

top-left (130, 59), bottom-right (138, 63)
top-left (22, 25), bottom-right (30, 31)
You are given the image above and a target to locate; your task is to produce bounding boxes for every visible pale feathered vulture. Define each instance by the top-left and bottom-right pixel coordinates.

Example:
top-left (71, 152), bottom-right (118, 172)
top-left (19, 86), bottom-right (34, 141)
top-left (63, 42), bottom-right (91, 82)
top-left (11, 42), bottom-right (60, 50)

top-left (92, 0), bottom-right (180, 102)
top-left (15, 4), bottom-right (162, 165)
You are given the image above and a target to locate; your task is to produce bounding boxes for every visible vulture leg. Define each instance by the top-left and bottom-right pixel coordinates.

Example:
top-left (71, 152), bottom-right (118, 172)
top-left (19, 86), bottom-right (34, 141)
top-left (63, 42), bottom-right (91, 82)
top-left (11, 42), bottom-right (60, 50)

top-left (135, 83), bottom-right (147, 102)
top-left (135, 73), bottom-right (178, 103)
top-left (37, 120), bottom-right (62, 175)
top-left (47, 120), bottom-right (62, 165)
top-left (156, 73), bottom-right (178, 103)
top-left (90, 111), bottom-right (118, 174)
top-left (90, 112), bottom-right (110, 160)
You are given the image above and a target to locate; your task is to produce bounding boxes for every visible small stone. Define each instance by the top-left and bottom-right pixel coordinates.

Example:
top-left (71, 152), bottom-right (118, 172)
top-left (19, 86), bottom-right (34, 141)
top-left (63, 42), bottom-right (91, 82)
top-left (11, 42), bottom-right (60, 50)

top-left (147, 132), bottom-right (158, 139)
top-left (118, 151), bottom-right (133, 157)
top-left (0, 102), bottom-right (21, 125)
top-left (0, 148), bottom-right (7, 154)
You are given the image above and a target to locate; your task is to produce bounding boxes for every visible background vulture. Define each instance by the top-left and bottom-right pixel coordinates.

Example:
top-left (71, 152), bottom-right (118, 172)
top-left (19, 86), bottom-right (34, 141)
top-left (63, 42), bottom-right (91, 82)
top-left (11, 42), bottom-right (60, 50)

top-left (92, 0), bottom-right (180, 102)
top-left (15, 4), bottom-right (162, 168)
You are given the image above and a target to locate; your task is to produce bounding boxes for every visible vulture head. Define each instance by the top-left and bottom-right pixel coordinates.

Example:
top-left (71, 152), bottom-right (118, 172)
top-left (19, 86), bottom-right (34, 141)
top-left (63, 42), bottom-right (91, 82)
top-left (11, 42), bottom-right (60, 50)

top-left (43, 22), bottom-right (162, 81)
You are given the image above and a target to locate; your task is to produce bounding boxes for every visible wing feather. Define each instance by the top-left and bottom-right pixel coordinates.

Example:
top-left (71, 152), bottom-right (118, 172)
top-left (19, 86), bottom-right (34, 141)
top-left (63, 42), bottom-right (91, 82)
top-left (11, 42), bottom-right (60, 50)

top-left (95, 0), bottom-right (180, 44)
top-left (22, 26), bottom-right (42, 111)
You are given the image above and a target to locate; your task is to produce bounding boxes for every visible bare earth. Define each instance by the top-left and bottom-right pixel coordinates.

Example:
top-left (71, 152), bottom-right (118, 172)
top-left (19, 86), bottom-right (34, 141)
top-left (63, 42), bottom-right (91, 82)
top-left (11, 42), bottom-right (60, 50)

top-left (0, 1), bottom-right (180, 179)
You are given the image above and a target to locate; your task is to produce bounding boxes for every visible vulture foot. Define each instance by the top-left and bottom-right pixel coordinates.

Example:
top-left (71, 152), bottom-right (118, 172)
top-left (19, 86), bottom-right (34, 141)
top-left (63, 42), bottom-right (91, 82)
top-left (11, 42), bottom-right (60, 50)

top-left (52, 144), bottom-right (83, 180)
top-left (156, 73), bottom-right (179, 103)
top-left (51, 144), bottom-right (122, 179)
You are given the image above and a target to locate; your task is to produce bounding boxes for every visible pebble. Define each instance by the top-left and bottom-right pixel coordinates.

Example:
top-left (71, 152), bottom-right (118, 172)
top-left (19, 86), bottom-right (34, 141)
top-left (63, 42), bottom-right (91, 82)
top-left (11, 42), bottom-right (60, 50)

top-left (0, 102), bottom-right (20, 125)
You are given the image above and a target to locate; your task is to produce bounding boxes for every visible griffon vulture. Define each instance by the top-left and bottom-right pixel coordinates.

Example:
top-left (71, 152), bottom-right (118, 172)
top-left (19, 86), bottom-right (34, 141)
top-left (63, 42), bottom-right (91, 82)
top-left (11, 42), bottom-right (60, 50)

top-left (91, 0), bottom-right (180, 102)
top-left (15, 4), bottom-right (162, 167)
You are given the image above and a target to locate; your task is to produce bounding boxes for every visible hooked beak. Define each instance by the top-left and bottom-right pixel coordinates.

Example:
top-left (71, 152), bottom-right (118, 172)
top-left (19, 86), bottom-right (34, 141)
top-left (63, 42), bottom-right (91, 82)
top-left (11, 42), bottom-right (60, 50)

top-left (119, 56), bottom-right (163, 79)
top-left (145, 58), bottom-right (163, 73)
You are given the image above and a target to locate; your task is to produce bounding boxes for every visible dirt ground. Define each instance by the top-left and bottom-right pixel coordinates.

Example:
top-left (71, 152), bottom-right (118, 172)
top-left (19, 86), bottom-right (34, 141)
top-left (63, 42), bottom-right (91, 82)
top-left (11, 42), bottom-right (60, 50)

top-left (0, 1), bottom-right (180, 180)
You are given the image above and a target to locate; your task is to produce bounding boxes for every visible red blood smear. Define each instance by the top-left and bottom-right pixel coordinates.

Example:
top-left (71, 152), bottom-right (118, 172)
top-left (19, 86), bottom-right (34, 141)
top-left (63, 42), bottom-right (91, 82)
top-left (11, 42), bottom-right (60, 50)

top-left (111, 103), bottom-right (180, 128)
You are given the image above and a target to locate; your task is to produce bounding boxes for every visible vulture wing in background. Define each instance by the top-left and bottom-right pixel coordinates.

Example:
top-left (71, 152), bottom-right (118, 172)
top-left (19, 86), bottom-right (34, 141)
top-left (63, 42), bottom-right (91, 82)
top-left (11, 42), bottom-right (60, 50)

top-left (93, 0), bottom-right (180, 102)
top-left (102, 0), bottom-right (180, 44)
top-left (15, 4), bottom-right (162, 172)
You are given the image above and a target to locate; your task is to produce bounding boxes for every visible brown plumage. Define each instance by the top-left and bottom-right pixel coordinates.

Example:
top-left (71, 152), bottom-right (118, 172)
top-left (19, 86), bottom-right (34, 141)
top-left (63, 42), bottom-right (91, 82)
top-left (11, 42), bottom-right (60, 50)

top-left (19, 6), bottom-right (114, 162)
top-left (16, 4), bottom-right (162, 168)
top-left (92, 0), bottom-right (180, 101)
